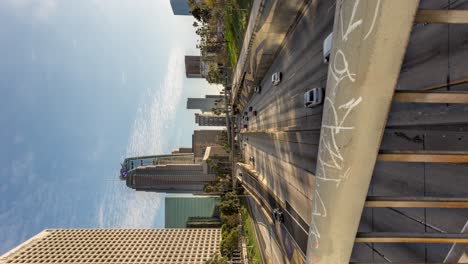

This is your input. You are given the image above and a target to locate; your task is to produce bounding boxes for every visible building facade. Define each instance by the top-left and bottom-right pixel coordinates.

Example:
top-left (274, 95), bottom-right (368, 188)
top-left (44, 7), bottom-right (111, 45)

top-left (195, 113), bottom-right (227, 126)
top-left (125, 163), bottom-right (215, 193)
top-left (165, 196), bottom-right (220, 228)
top-left (172, 147), bottom-right (193, 154)
top-left (192, 130), bottom-right (223, 158)
top-left (187, 95), bottom-right (224, 113)
top-left (185, 55), bottom-right (202, 77)
top-left (186, 217), bottom-right (222, 228)
top-left (170, 0), bottom-right (191, 15)
top-left (120, 154), bottom-right (195, 177)
top-left (0, 229), bottom-right (221, 264)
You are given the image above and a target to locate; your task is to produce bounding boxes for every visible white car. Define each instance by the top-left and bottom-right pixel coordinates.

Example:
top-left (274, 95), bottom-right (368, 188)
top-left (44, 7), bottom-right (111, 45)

top-left (323, 32), bottom-right (333, 63)
top-left (254, 85), bottom-right (262, 93)
top-left (271, 72), bottom-right (282, 86)
top-left (304, 87), bottom-right (324, 108)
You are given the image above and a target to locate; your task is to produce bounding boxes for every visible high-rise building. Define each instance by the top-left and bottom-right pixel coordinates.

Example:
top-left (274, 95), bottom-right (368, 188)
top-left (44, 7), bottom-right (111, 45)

top-left (185, 55), bottom-right (202, 78)
top-left (192, 130), bottom-right (223, 158)
top-left (120, 154), bottom-right (194, 178)
top-left (171, 147), bottom-right (193, 154)
top-left (170, 0), bottom-right (191, 15)
top-left (195, 113), bottom-right (227, 126)
top-left (124, 163), bottom-right (215, 193)
top-left (184, 55), bottom-right (215, 78)
top-left (187, 95), bottom-right (224, 113)
top-left (165, 196), bottom-right (220, 228)
top-left (0, 229), bottom-right (221, 264)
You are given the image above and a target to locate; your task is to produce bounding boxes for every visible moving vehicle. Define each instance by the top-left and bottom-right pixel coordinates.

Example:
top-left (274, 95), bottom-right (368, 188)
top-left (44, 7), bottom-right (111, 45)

top-left (323, 32), bottom-right (333, 63)
top-left (271, 72), bottom-right (282, 86)
top-left (272, 208), bottom-right (284, 223)
top-left (254, 85), bottom-right (262, 93)
top-left (304, 87), bottom-right (324, 108)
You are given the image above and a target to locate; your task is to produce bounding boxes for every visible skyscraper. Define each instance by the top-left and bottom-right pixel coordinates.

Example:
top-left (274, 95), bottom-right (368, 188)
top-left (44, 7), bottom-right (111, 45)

top-left (120, 153), bottom-right (195, 178)
top-left (187, 95), bottom-right (224, 113)
top-left (124, 163), bottom-right (215, 193)
top-left (195, 113), bottom-right (227, 126)
top-left (170, 0), bottom-right (191, 15)
top-left (0, 229), bottom-right (221, 264)
top-left (171, 147), bottom-right (193, 154)
top-left (192, 130), bottom-right (223, 157)
top-left (185, 55), bottom-right (202, 78)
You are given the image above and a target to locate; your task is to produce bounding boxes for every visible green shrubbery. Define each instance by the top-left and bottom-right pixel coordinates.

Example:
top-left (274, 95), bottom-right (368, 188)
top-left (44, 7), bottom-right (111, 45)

top-left (218, 192), bottom-right (240, 256)
top-left (204, 254), bottom-right (229, 264)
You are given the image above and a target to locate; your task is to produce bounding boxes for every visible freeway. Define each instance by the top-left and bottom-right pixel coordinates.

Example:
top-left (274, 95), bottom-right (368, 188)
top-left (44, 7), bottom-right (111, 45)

top-left (237, 164), bottom-right (308, 259)
top-left (234, 0), bottom-right (468, 262)
top-left (244, 195), bottom-right (289, 264)
top-left (235, 1), bottom-right (333, 261)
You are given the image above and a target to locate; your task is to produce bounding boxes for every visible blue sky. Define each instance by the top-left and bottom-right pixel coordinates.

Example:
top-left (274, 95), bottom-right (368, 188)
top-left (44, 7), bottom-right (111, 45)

top-left (0, 0), bottom-right (219, 254)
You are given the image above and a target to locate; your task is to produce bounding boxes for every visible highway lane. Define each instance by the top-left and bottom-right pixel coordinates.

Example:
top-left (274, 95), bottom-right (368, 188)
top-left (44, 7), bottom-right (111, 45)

top-left (239, 0), bottom-right (334, 132)
top-left (236, 3), bottom-right (336, 254)
top-left (244, 196), bottom-right (291, 264)
top-left (237, 165), bottom-right (309, 256)
top-left (242, 142), bottom-right (314, 219)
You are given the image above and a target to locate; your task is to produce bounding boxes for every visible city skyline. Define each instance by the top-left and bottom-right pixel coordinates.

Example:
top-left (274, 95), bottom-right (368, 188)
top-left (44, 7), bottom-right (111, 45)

top-left (0, 0), bottom-right (221, 255)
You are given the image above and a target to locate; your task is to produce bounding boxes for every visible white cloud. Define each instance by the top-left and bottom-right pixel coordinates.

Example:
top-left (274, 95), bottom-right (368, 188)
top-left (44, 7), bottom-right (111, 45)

top-left (96, 48), bottom-right (184, 228)
top-left (126, 48), bottom-right (184, 156)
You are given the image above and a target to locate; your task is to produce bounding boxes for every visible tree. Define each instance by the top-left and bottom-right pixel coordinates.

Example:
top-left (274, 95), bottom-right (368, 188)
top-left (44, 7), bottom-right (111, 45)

top-left (222, 192), bottom-right (238, 202)
top-left (206, 63), bottom-right (223, 84)
top-left (219, 199), bottom-right (238, 215)
top-left (204, 184), bottom-right (217, 193)
top-left (220, 229), bottom-right (239, 256)
top-left (219, 192), bottom-right (239, 215)
top-left (188, 0), bottom-right (211, 23)
top-left (205, 254), bottom-right (229, 264)
top-left (220, 214), bottom-right (240, 230)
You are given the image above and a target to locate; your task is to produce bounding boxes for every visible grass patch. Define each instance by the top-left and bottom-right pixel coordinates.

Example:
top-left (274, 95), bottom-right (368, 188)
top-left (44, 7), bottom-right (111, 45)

top-left (240, 203), bottom-right (262, 264)
top-left (224, 0), bottom-right (253, 69)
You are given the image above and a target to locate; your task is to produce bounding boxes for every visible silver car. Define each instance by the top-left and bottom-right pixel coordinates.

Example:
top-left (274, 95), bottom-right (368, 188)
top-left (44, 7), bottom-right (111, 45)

top-left (304, 87), bottom-right (324, 108)
top-left (271, 72), bottom-right (281, 86)
top-left (254, 85), bottom-right (262, 93)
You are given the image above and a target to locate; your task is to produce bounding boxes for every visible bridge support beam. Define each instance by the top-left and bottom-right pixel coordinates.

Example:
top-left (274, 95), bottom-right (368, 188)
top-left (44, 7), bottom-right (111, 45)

top-left (306, 1), bottom-right (420, 263)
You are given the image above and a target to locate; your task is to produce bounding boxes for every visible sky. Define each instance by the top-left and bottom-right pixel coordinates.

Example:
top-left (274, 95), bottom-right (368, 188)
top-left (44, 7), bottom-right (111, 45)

top-left (0, 0), bottom-right (220, 254)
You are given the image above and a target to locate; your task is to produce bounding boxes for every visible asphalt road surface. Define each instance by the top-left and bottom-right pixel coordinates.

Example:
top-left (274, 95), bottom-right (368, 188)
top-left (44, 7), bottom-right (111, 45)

top-left (236, 0), bottom-right (468, 262)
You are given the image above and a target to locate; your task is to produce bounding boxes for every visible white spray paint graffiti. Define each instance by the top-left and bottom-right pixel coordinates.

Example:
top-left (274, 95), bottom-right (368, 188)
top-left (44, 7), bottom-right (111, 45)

top-left (310, 0), bottom-right (380, 249)
top-left (316, 97), bottom-right (362, 187)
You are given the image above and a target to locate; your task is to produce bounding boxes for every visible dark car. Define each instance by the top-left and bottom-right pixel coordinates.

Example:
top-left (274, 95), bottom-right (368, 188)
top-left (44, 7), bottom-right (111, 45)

top-left (272, 208), bottom-right (284, 223)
